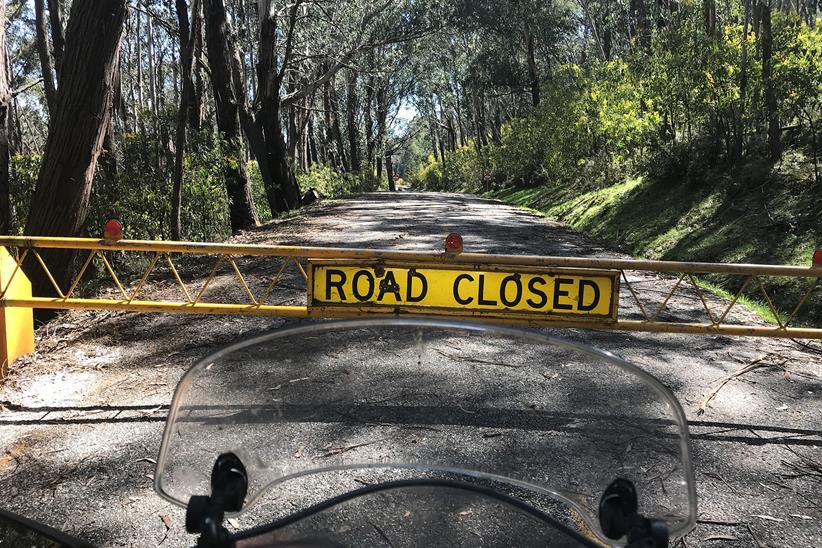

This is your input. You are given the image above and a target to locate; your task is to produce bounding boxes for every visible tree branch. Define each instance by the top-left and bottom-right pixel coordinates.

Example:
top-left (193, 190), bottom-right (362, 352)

top-left (12, 78), bottom-right (44, 97)
top-left (277, 0), bottom-right (303, 83)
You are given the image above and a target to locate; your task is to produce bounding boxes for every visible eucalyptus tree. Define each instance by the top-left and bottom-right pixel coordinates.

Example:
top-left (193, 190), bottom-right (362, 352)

top-left (0, 1), bottom-right (10, 234)
top-left (24, 0), bottom-right (129, 300)
top-left (203, 0), bottom-right (441, 213)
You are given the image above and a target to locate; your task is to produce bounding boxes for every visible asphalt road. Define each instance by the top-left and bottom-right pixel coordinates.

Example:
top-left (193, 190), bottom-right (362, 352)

top-left (1, 193), bottom-right (820, 547)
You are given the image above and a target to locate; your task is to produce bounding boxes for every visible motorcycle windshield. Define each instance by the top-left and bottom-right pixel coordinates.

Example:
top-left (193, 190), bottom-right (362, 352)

top-left (154, 319), bottom-right (696, 543)
top-left (231, 481), bottom-right (597, 547)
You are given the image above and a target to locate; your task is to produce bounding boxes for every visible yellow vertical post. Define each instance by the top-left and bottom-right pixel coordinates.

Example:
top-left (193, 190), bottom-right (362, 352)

top-left (0, 247), bottom-right (34, 377)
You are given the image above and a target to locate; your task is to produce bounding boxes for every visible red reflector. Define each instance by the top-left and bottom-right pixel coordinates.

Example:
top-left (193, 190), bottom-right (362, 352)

top-left (814, 248), bottom-right (822, 267)
top-left (104, 219), bottom-right (123, 240)
top-left (445, 233), bottom-right (463, 253)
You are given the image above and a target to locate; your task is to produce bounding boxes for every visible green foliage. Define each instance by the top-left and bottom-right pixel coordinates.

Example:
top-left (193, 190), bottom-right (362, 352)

top-left (413, 6), bottom-right (821, 194)
top-left (774, 18), bottom-right (822, 169)
top-left (247, 160), bottom-right (273, 224)
top-left (408, 5), bottom-right (820, 325)
top-left (411, 146), bottom-right (487, 192)
top-left (295, 163), bottom-right (382, 198)
top-left (413, 60), bottom-right (656, 192)
top-left (12, 116), bottom-right (245, 243)
top-left (489, 158), bottom-right (822, 325)
top-left (85, 124), bottom-right (234, 243)
top-left (8, 153), bottom-right (41, 234)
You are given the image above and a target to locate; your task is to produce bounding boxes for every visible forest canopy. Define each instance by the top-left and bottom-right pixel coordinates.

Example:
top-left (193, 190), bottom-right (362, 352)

top-left (0, 0), bottom-right (819, 250)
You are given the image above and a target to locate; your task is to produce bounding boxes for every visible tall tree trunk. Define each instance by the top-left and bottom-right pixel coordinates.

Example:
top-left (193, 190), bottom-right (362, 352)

top-left (525, 28), bottom-right (540, 107)
top-left (190, 0), bottom-right (205, 129)
top-left (454, 89), bottom-right (466, 147)
top-left (99, 67), bottom-right (121, 184)
top-left (364, 78), bottom-right (375, 172)
top-left (491, 103), bottom-right (502, 146)
top-left (47, 0), bottom-right (65, 81)
top-left (136, 10), bottom-right (144, 111)
top-left (203, 0), bottom-right (259, 232)
top-left (628, 0), bottom-right (651, 48)
top-left (243, 0), bottom-right (301, 213)
top-left (329, 78), bottom-right (349, 172)
top-left (346, 69), bottom-right (361, 172)
top-left (171, 0), bottom-right (199, 240)
top-left (34, 0), bottom-right (57, 114)
top-left (735, 0), bottom-right (751, 162)
top-left (447, 114), bottom-right (457, 151)
top-left (475, 95), bottom-right (488, 147)
top-left (287, 102), bottom-right (297, 162)
top-left (439, 134), bottom-right (447, 164)
top-left (375, 83), bottom-right (388, 174)
top-left (385, 154), bottom-right (395, 191)
top-left (703, 0), bottom-right (717, 38)
top-left (0, 2), bottom-right (10, 234)
top-left (802, 110), bottom-right (819, 185)
top-left (98, 121), bottom-right (119, 217)
top-left (146, 4), bottom-right (158, 116)
top-left (24, 0), bottom-right (129, 301)
top-left (761, 1), bottom-right (780, 161)
top-left (308, 114), bottom-right (318, 169)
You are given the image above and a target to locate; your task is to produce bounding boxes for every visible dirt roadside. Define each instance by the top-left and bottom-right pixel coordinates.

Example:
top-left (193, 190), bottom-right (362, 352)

top-left (1, 192), bottom-right (820, 547)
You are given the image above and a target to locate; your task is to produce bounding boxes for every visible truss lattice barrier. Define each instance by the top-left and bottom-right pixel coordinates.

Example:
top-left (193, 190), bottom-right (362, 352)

top-left (1, 236), bottom-right (821, 373)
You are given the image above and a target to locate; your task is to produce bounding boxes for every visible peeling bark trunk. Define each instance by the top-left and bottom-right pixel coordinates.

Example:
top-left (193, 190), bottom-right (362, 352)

top-left (24, 0), bottom-right (129, 300)
top-left (0, 2), bottom-right (10, 234)
top-left (47, 0), bottom-right (65, 81)
top-left (34, 0), bottom-right (57, 114)
top-left (245, 1), bottom-right (301, 213)
top-left (762, 1), bottom-right (781, 161)
top-left (385, 154), bottom-right (395, 191)
top-left (346, 69), bottom-right (361, 172)
top-left (203, 0), bottom-right (259, 231)
top-left (171, 0), bottom-right (199, 240)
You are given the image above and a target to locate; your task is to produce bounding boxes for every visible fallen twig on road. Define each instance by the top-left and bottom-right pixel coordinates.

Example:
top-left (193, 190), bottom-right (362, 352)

top-left (434, 349), bottom-right (522, 368)
top-left (791, 338), bottom-right (822, 356)
top-left (746, 523), bottom-right (763, 548)
top-left (781, 445), bottom-right (822, 483)
top-left (315, 438), bottom-right (384, 459)
top-left (697, 354), bottom-right (789, 416)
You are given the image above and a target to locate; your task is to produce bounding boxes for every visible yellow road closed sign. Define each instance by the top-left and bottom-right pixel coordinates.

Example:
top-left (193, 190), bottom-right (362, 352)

top-left (308, 260), bottom-right (619, 322)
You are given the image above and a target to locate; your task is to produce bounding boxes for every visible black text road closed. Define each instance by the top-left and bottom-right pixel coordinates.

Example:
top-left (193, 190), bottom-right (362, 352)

top-left (308, 261), bottom-right (619, 322)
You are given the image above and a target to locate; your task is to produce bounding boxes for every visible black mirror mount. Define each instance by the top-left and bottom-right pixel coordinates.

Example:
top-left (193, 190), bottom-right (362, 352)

top-left (186, 452), bottom-right (249, 548)
top-left (599, 478), bottom-right (669, 548)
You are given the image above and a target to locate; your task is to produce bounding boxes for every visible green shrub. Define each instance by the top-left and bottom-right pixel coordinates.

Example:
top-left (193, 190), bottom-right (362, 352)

top-left (8, 152), bottom-right (41, 234)
top-left (295, 163), bottom-right (382, 198)
top-left (247, 160), bottom-right (273, 223)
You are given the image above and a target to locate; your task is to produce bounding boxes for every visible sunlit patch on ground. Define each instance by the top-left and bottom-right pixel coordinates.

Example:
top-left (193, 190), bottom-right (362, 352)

top-left (13, 371), bottom-right (99, 407)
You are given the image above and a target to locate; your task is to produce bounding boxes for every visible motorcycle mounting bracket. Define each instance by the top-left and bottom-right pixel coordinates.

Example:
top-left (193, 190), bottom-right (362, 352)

top-left (185, 452), bottom-right (249, 548)
top-left (599, 478), bottom-right (669, 548)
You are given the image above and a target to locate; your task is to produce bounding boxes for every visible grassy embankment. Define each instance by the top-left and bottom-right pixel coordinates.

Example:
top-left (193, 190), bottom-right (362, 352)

top-left (487, 158), bottom-right (821, 326)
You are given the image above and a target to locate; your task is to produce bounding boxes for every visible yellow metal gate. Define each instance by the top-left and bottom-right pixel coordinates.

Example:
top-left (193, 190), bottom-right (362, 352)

top-left (1, 235), bottom-right (821, 374)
